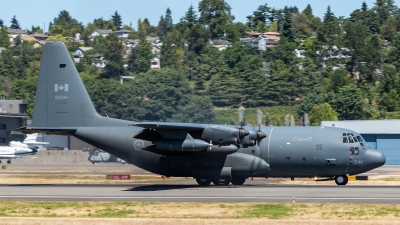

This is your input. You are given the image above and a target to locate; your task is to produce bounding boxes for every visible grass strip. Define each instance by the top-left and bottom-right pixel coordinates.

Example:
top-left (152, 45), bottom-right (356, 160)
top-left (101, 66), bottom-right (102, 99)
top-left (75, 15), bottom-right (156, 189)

top-left (0, 201), bottom-right (399, 220)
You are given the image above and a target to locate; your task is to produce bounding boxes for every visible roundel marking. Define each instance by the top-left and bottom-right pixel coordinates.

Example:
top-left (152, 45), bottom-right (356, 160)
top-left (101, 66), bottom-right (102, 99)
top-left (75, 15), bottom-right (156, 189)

top-left (133, 140), bottom-right (144, 150)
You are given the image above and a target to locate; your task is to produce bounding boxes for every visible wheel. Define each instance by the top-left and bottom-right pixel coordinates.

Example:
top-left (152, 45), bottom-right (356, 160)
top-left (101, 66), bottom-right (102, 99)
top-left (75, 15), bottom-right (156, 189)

top-left (196, 178), bottom-right (212, 186)
top-left (212, 178), bottom-right (231, 185)
top-left (231, 176), bottom-right (246, 185)
top-left (335, 175), bottom-right (348, 185)
top-left (7, 159), bottom-right (11, 164)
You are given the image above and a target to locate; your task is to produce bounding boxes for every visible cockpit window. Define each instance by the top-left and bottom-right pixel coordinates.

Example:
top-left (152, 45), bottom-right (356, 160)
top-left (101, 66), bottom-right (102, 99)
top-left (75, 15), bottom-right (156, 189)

top-left (349, 147), bottom-right (359, 155)
top-left (351, 133), bottom-right (358, 142)
top-left (347, 133), bottom-right (355, 143)
top-left (342, 133), bottom-right (348, 143)
top-left (343, 133), bottom-right (364, 145)
top-left (356, 136), bottom-right (366, 148)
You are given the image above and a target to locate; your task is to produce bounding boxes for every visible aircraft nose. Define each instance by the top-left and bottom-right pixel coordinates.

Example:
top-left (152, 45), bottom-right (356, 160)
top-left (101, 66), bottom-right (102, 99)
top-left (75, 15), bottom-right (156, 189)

top-left (363, 149), bottom-right (386, 168)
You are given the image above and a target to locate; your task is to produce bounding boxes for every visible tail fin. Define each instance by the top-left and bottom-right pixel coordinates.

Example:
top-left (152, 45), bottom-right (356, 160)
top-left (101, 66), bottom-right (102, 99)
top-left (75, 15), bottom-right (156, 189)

top-left (32, 41), bottom-right (99, 128)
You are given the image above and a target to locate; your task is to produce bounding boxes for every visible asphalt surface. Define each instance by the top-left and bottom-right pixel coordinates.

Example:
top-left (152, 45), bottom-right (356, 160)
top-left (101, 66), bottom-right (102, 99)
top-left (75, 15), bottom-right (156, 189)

top-left (0, 180), bottom-right (399, 203)
top-left (0, 164), bottom-right (399, 203)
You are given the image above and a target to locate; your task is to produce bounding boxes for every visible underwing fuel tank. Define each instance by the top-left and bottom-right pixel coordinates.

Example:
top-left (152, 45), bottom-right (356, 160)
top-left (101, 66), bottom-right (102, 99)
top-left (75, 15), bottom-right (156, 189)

top-left (231, 153), bottom-right (270, 176)
top-left (155, 139), bottom-right (211, 151)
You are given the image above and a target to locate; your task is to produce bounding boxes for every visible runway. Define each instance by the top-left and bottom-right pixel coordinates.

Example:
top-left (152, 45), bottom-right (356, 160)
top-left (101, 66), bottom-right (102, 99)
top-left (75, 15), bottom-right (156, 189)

top-left (1, 180), bottom-right (400, 203)
top-left (1, 165), bottom-right (400, 203)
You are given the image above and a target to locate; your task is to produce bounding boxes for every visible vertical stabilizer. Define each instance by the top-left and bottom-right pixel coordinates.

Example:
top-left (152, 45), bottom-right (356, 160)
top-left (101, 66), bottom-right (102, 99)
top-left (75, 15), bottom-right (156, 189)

top-left (32, 42), bottom-right (99, 128)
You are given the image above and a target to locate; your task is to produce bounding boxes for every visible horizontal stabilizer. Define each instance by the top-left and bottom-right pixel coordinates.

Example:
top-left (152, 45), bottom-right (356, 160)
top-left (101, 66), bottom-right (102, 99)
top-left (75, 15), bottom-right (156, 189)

top-left (15, 126), bottom-right (76, 135)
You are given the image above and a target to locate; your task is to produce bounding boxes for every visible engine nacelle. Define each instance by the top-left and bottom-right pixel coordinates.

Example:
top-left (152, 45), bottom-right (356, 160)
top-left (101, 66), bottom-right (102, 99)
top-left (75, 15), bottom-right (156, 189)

top-left (231, 153), bottom-right (270, 176)
top-left (201, 125), bottom-right (249, 146)
top-left (240, 130), bottom-right (267, 147)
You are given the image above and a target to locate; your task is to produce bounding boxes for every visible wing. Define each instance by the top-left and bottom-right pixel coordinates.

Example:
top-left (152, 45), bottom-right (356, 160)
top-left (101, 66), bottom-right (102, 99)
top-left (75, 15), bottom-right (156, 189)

top-left (131, 122), bottom-right (243, 156)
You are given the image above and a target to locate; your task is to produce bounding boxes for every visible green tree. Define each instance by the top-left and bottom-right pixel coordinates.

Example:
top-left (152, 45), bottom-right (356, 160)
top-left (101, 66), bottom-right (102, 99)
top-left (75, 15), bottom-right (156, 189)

top-left (160, 29), bottom-right (185, 70)
top-left (309, 103), bottom-right (338, 125)
top-left (207, 68), bottom-right (242, 107)
top-left (126, 69), bottom-right (193, 122)
top-left (165, 8), bottom-right (173, 32)
top-left (329, 68), bottom-right (350, 93)
top-left (0, 27), bottom-right (10, 48)
top-left (10, 15), bottom-right (20, 29)
top-left (0, 19), bottom-right (3, 27)
top-left (317, 6), bottom-right (341, 46)
top-left (282, 7), bottom-right (294, 41)
top-left (380, 89), bottom-right (400, 111)
top-left (373, 0), bottom-right (398, 26)
top-left (198, 0), bottom-right (235, 38)
top-left (302, 4), bottom-right (314, 22)
top-left (111, 11), bottom-right (123, 30)
top-left (386, 33), bottom-right (400, 69)
top-left (46, 34), bottom-right (70, 47)
top-left (333, 85), bottom-right (365, 120)
top-left (172, 96), bottom-right (215, 123)
top-left (158, 8), bottom-right (173, 38)
top-left (128, 21), bottom-right (152, 74)
top-left (379, 64), bottom-right (400, 94)
top-left (90, 35), bottom-right (108, 54)
top-left (185, 24), bottom-right (211, 55)
top-left (246, 4), bottom-right (271, 28)
top-left (102, 33), bottom-right (125, 79)
top-left (268, 20), bottom-right (278, 32)
top-left (291, 12), bottom-right (313, 38)
top-left (182, 5), bottom-right (198, 29)
top-left (49, 10), bottom-right (84, 37)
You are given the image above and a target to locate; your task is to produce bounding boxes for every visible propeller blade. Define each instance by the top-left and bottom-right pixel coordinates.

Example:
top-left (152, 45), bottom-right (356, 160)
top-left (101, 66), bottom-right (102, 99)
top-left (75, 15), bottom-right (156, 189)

top-left (257, 109), bottom-right (263, 126)
top-left (238, 106), bottom-right (245, 126)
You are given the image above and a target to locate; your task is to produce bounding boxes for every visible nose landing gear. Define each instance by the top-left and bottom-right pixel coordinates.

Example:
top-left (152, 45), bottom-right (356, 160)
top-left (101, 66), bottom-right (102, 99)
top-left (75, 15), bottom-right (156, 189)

top-left (334, 175), bottom-right (348, 185)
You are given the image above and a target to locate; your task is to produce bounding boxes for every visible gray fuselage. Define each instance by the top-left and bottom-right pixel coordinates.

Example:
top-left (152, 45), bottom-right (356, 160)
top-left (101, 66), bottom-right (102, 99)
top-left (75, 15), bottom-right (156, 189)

top-left (72, 118), bottom-right (380, 178)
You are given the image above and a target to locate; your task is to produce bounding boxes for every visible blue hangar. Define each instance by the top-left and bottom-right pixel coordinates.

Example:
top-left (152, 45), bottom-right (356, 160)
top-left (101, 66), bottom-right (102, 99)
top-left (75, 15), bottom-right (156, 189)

top-left (321, 120), bottom-right (400, 165)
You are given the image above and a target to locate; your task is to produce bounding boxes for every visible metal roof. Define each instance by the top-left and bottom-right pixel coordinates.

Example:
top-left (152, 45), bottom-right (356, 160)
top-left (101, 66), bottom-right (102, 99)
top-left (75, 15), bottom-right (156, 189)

top-left (321, 120), bottom-right (400, 134)
top-left (0, 112), bottom-right (28, 118)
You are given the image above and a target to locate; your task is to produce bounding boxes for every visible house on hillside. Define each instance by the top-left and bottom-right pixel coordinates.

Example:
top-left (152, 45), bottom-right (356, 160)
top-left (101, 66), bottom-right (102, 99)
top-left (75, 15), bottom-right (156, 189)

top-left (90, 29), bottom-right (112, 40)
top-left (73, 47), bottom-right (93, 63)
top-left (89, 53), bottom-right (107, 71)
top-left (151, 56), bottom-right (161, 69)
top-left (33, 40), bottom-right (46, 48)
top-left (7, 28), bottom-right (28, 43)
top-left (7, 29), bottom-right (27, 35)
top-left (295, 49), bottom-right (305, 58)
top-left (115, 30), bottom-right (132, 39)
top-left (17, 35), bottom-right (37, 43)
top-left (30, 33), bottom-right (49, 41)
top-left (210, 39), bottom-right (231, 51)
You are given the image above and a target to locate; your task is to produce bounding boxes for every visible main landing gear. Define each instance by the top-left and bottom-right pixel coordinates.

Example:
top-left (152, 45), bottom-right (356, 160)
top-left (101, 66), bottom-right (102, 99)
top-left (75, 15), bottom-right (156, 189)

top-left (195, 176), bottom-right (246, 186)
top-left (334, 175), bottom-right (348, 185)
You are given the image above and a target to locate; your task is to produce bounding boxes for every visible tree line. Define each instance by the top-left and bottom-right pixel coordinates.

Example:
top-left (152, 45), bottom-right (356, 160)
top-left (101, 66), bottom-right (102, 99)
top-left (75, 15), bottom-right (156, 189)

top-left (1, 0), bottom-right (400, 125)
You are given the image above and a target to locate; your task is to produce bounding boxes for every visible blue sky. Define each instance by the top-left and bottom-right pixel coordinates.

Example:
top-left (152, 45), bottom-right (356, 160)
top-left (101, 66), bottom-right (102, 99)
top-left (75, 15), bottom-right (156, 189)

top-left (1, 0), bottom-right (380, 31)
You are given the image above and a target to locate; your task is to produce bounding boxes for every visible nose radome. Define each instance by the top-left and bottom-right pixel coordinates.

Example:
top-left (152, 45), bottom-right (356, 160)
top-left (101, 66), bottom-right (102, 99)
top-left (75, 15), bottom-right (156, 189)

top-left (363, 149), bottom-right (386, 168)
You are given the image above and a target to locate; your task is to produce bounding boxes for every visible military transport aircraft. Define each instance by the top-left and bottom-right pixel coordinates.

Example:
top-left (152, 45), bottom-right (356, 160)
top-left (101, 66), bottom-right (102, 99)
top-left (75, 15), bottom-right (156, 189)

top-left (17, 42), bottom-right (386, 186)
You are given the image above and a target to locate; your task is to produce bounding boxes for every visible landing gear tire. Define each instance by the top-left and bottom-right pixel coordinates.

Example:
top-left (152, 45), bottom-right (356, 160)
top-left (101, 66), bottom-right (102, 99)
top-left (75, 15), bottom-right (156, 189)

top-left (335, 175), bottom-right (348, 185)
top-left (212, 178), bottom-right (231, 185)
top-left (196, 178), bottom-right (212, 186)
top-left (7, 159), bottom-right (11, 164)
top-left (231, 176), bottom-right (246, 185)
